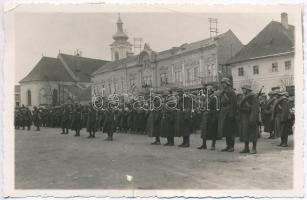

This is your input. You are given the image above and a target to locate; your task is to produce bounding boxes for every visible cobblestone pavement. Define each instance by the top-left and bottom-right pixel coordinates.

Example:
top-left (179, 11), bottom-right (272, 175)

top-left (15, 128), bottom-right (293, 189)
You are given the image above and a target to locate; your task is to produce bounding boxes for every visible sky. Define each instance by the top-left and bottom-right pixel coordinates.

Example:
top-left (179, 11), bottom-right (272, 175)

top-left (14, 11), bottom-right (298, 84)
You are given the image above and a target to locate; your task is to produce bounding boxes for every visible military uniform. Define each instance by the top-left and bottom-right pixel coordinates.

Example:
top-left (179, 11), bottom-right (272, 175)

top-left (239, 86), bottom-right (259, 154)
top-left (273, 92), bottom-right (291, 147)
top-left (147, 109), bottom-right (161, 144)
top-left (32, 106), bottom-right (41, 131)
top-left (263, 92), bottom-right (277, 138)
top-left (103, 110), bottom-right (116, 140)
top-left (160, 106), bottom-right (175, 146)
top-left (71, 105), bottom-right (83, 136)
top-left (199, 92), bottom-right (219, 150)
top-left (218, 78), bottom-right (237, 152)
top-left (22, 107), bottom-right (32, 130)
top-left (60, 106), bottom-right (70, 134)
top-left (86, 106), bottom-right (98, 138)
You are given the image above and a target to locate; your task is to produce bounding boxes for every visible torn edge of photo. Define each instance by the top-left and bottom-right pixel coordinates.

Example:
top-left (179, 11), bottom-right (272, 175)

top-left (2, 1), bottom-right (305, 198)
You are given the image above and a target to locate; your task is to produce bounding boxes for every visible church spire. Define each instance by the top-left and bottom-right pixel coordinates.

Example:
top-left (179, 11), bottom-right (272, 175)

top-left (112, 13), bottom-right (128, 41)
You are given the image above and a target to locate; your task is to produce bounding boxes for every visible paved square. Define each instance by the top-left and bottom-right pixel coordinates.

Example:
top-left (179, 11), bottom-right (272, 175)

top-left (15, 128), bottom-right (293, 189)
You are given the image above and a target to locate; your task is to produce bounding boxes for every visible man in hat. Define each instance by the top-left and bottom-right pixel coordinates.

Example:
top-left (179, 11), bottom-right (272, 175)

top-left (273, 91), bottom-right (291, 147)
top-left (218, 77), bottom-right (237, 152)
top-left (239, 85), bottom-right (259, 154)
top-left (198, 84), bottom-right (219, 150)
top-left (71, 104), bottom-right (83, 136)
top-left (86, 103), bottom-right (98, 138)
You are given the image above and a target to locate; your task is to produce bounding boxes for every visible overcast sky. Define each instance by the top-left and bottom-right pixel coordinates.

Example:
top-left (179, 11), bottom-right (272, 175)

top-left (15, 12), bottom-right (298, 84)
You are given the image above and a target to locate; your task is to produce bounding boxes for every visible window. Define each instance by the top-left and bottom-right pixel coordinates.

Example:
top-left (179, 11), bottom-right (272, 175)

top-left (272, 62), bottom-right (278, 72)
top-left (186, 69), bottom-right (191, 83)
top-left (238, 67), bottom-right (244, 76)
top-left (175, 71), bottom-right (182, 83)
top-left (285, 60), bottom-right (291, 70)
top-left (253, 65), bottom-right (259, 75)
top-left (160, 73), bottom-right (168, 86)
top-left (26, 90), bottom-right (32, 106)
top-left (193, 67), bottom-right (199, 81)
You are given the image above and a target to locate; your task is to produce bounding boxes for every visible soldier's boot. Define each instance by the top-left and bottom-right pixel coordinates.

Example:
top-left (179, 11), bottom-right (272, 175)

top-left (197, 138), bottom-right (207, 149)
top-left (240, 142), bottom-right (250, 153)
top-left (65, 128), bottom-right (69, 134)
top-left (250, 141), bottom-right (257, 154)
top-left (61, 128), bottom-right (65, 134)
top-left (92, 132), bottom-right (96, 138)
top-left (211, 139), bottom-right (216, 150)
top-left (281, 136), bottom-right (288, 147)
top-left (87, 131), bottom-right (92, 138)
top-left (182, 136), bottom-right (190, 148)
top-left (169, 137), bottom-right (174, 146)
top-left (278, 137), bottom-right (284, 146)
top-left (227, 138), bottom-right (235, 152)
top-left (22, 126), bottom-right (25, 130)
top-left (178, 137), bottom-right (186, 147)
top-left (164, 137), bottom-right (171, 146)
top-left (74, 130), bottom-right (78, 136)
top-left (27, 126), bottom-right (31, 130)
top-left (222, 137), bottom-right (230, 152)
top-left (151, 137), bottom-right (161, 145)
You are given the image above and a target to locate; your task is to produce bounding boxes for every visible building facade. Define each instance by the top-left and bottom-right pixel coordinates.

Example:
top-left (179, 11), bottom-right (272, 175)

top-left (226, 13), bottom-right (295, 94)
top-left (19, 53), bottom-right (108, 107)
top-left (92, 16), bottom-right (243, 96)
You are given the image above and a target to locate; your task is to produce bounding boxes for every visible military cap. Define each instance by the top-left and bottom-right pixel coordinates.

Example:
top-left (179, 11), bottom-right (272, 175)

top-left (221, 77), bottom-right (231, 85)
top-left (241, 84), bottom-right (252, 91)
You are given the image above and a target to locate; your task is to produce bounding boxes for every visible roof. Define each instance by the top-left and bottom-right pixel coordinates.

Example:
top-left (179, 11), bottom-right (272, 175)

top-left (93, 31), bottom-right (232, 76)
top-left (92, 55), bottom-right (138, 75)
top-left (20, 54), bottom-right (109, 83)
top-left (20, 57), bottom-right (74, 83)
top-left (58, 54), bottom-right (109, 82)
top-left (227, 21), bottom-right (295, 64)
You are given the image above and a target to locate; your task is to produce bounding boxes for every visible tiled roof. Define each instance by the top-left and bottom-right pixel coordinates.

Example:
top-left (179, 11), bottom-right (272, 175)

top-left (227, 21), bottom-right (295, 64)
top-left (20, 57), bottom-right (74, 83)
top-left (59, 54), bottom-right (109, 82)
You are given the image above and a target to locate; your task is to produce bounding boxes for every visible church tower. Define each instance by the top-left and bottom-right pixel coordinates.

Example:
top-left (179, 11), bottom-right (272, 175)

top-left (110, 14), bottom-right (133, 61)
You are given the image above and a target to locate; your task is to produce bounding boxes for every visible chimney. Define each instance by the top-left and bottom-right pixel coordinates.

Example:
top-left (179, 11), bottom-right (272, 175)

top-left (281, 12), bottom-right (288, 29)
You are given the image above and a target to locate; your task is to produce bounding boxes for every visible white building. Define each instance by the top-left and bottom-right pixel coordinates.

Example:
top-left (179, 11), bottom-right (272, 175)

top-left (226, 13), bottom-right (294, 94)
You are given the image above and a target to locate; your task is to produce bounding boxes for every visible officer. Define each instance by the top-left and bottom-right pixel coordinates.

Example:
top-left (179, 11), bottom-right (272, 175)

top-left (198, 84), bottom-right (219, 150)
top-left (160, 93), bottom-right (175, 146)
top-left (23, 106), bottom-right (32, 130)
top-left (273, 91), bottom-right (291, 147)
top-left (103, 108), bottom-right (116, 141)
top-left (218, 77), bottom-right (237, 152)
top-left (147, 96), bottom-right (162, 145)
top-left (239, 85), bottom-right (259, 154)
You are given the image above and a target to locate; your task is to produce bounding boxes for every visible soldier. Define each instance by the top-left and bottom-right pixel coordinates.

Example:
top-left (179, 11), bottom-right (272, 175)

top-left (32, 106), bottom-right (41, 131)
top-left (239, 85), bottom-right (260, 154)
top-left (263, 91), bottom-right (278, 139)
top-left (120, 107), bottom-right (129, 133)
top-left (15, 107), bottom-right (22, 129)
top-left (218, 77), bottom-right (237, 152)
top-left (103, 108), bottom-right (116, 141)
top-left (23, 106), bottom-right (32, 130)
top-left (160, 96), bottom-right (175, 146)
top-left (198, 84), bottom-right (219, 150)
top-left (147, 97), bottom-right (162, 145)
top-left (60, 105), bottom-right (70, 134)
top-left (71, 104), bottom-right (83, 136)
top-left (273, 91), bottom-right (291, 147)
top-left (86, 104), bottom-right (98, 138)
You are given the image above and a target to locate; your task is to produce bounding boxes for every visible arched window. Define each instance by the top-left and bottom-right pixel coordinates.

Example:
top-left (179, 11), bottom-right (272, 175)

top-left (26, 90), bottom-right (31, 106)
top-left (52, 89), bottom-right (58, 105)
top-left (114, 51), bottom-right (119, 61)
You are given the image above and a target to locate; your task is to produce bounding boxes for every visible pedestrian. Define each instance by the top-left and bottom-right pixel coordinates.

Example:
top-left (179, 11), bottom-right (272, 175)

top-left (239, 85), bottom-right (259, 154)
top-left (218, 77), bottom-right (237, 152)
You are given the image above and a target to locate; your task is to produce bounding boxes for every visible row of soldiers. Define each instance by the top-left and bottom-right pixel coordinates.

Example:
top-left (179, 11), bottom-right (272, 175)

top-left (15, 77), bottom-right (294, 154)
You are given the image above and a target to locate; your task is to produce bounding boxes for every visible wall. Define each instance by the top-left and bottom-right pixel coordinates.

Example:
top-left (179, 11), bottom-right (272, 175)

top-left (231, 54), bottom-right (294, 93)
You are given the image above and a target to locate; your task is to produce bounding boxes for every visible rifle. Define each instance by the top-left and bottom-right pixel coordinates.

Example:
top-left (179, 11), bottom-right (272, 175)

top-left (257, 86), bottom-right (264, 98)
